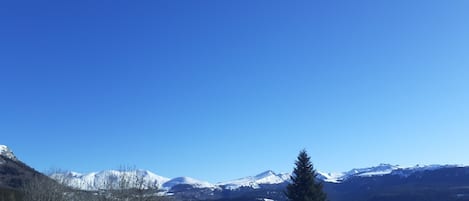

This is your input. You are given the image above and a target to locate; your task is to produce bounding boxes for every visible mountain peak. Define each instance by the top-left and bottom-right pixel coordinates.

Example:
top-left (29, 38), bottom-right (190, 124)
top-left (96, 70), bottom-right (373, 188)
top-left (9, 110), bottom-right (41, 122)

top-left (0, 145), bottom-right (17, 161)
top-left (255, 170), bottom-right (276, 178)
top-left (218, 170), bottom-right (290, 190)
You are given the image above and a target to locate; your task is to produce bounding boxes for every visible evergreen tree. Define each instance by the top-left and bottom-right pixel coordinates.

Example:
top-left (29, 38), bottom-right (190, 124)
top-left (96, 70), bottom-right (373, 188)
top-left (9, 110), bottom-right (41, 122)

top-left (286, 150), bottom-right (327, 201)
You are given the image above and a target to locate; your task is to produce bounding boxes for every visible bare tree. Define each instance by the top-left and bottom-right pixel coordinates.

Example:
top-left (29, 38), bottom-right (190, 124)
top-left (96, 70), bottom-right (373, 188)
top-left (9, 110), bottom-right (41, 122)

top-left (23, 169), bottom-right (99, 201)
top-left (21, 174), bottom-right (68, 201)
top-left (96, 166), bottom-right (166, 201)
top-left (39, 166), bottom-right (169, 201)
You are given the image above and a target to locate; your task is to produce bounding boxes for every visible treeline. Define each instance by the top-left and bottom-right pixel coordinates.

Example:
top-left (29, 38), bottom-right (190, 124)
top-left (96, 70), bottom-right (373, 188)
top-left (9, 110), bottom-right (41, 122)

top-left (0, 188), bottom-right (21, 201)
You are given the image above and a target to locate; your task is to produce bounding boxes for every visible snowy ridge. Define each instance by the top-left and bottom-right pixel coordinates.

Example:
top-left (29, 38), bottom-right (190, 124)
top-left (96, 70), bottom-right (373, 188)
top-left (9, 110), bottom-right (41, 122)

top-left (2, 144), bottom-right (463, 191)
top-left (51, 170), bottom-right (216, 191)
top-left (316, 172), bottom-right (345, 183)
top-left (0, 145), bottom-right (17, 161)
top-left (217, 170), bottom-right (290, 190)
top-left (391, 164), bottom-right (464, 177)
top-left (163, 177), bottom-right (218, 189)
top-left (51, 164), bottom-right (468, 191)
top-left (318, 163), bottom-right (403, 183)
top-left (317, 163), bottom-right (466, 183)
top-left (316, 164), bottom-right (400, 183)
top-left (338, 163), bottom-right (400, 181)
top-left (50, 169), bottom-right (170, 191)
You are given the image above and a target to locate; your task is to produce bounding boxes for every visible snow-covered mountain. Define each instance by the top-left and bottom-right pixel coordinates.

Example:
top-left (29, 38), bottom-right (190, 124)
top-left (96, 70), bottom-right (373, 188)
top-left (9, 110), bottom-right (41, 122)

top-left (52, 169), bottom-right (291, 191)
top-left (50, 170), bottom-right (217, 191)
top-left (0, 145), bottom-right (17, 161)
top-left (390, 164), bottom-right (465, 177)
top-left (51, 163), bottom-right (466, 191)
top-left (4, 144), bottom-right (469, 201)
top-left (3, 143), bottom-right (460, 192)
top-left (163, 177), bottom-right (218, 189)
top-left (50, 169), bottom-right (170, 191)
top-left (217, 170), bottom-right (290, 190)
top-left (318, 163), bottom-right (400, 183)
top-left (317, 163), bottom-right (465, 183)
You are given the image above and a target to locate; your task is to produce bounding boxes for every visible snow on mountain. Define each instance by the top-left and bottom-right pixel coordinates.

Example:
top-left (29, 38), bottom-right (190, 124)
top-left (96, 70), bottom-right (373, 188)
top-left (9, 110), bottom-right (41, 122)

top-left (390, 164), bottom-right (463, 177)
top-left (317, 163), bottom-right (465, 183)
top-left (0, 145), bottom-right (17, 161)
top-left (342, 163), bottom-right (400, 179)
top-left (52, 170), bottom-right (216, 191)
top-left (51, 164), bottom-right (468, 191)
top-left (2, 144), bottom-right (463, 191)
top-left (316, 164), bottom-right (399, 183)
top-left (217, 170), bottom-right (290, 190)
top-left (316, 172), bottom-right (345, 183)
top-left (163, 177), bottom-right (218, 190)
top-left (55, 169), bottom-right (292, 191)
top-left (50, 169), bottom-right (170, 191)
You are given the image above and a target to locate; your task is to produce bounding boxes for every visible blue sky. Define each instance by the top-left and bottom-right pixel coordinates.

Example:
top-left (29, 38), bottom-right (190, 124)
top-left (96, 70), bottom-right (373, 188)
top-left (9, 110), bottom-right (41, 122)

top-left (1, 0), bottom-right (469, 183)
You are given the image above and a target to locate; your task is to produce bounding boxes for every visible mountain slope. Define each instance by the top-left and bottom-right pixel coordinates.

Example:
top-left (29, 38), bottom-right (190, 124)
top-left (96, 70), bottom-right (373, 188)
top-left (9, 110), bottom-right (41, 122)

top-left (50, 169), bottom-right (170, 191)
top-left (164, 177), bottom-right (218, 190)
top-left (0, 145), bottom-right (17, 161)
top-left (3, 144), bottom-right (469, 201)
top-left (318, 163), bottom-right (401, 182)
top-left (217, 170), bottom-right (290, 190)
top-left (0, 145), bottom-right (47, 189)
top-left (51, 163), bottom-right (466, 192)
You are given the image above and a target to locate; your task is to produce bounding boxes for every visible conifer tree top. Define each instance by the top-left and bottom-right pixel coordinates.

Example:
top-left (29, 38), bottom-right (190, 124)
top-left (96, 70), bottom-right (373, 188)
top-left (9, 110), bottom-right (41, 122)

top-left (286, 150), bottom-right (327, 201)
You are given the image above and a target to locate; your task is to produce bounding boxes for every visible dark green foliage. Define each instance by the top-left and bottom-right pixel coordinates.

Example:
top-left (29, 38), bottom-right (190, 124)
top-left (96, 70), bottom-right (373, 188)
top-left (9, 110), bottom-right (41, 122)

top-left (286, 150), bottom-right (326, 201)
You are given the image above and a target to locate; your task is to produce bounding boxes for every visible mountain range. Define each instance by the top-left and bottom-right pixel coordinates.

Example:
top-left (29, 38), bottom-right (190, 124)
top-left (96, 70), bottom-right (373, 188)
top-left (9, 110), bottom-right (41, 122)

top-left (2, 145), bottom-right (469, 201)
top-left (49, 162), bottom-right (466, 192)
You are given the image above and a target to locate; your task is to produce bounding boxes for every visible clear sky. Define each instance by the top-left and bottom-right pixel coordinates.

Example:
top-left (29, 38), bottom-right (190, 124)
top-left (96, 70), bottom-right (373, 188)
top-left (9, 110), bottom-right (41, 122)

top-left (1, 0), bottom-right (469, 183)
